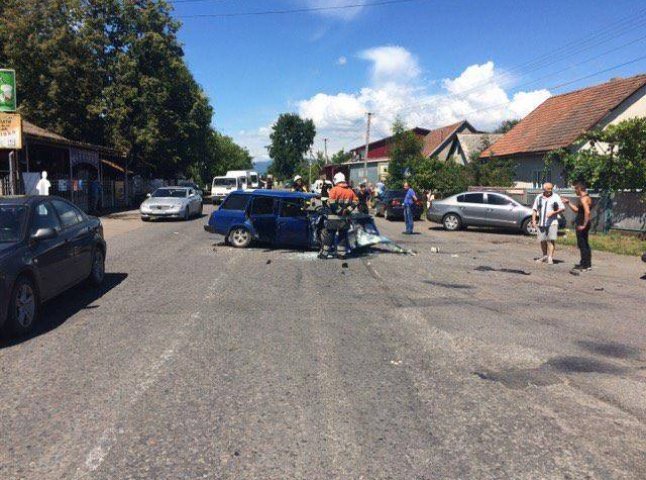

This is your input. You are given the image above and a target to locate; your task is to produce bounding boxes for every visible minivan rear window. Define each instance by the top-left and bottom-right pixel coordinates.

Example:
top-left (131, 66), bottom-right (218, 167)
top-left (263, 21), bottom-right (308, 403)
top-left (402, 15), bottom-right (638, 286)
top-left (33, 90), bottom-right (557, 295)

top-left (220, 195), bottom-right (248, 211)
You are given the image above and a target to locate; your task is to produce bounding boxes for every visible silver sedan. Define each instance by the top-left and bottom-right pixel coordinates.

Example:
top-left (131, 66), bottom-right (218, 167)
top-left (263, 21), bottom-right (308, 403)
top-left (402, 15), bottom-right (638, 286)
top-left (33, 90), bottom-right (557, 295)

top-left (427, 191), bottom-right (539, 235)
top-left (140, 187), bottom-right (202, 221)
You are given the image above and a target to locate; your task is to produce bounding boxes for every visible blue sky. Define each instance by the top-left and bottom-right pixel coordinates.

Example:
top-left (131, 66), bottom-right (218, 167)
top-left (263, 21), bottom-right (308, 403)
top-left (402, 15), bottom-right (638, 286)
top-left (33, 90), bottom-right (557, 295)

top-left (171, 0), bottom-right (646, 162)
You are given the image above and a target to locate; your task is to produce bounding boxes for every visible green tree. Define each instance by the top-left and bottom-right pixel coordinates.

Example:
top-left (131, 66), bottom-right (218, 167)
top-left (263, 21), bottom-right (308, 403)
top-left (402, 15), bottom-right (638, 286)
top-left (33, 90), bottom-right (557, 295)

top-left (268, 113), bottom-right (316, 180)
top-left (294, 151), bottom-right (326, 185)
top-left (546, 118), bottom-right (646, 192)
top-left (204, 131), bottom-right (253, 179)
top-left (0, 0), bottom-right (214, 179)
top-left (494, 119), bottom-right (520, 134)
top-left (330, 149), bottom-right (353, 164)
top-left (386, 118), bottom-right (425, 189)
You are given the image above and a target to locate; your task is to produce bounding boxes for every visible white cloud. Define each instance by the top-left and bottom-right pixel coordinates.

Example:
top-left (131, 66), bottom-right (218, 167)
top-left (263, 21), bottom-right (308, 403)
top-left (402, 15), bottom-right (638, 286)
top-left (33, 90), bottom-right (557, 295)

top-left (303, 0), bottom-right (365, 20)
top-left (337, 56), bottom-right (347, 66)
top-left (296, 49), bottom-right (551, 153)
top-left (234, 47), bottom-right (551, 162)
top-left (358, 46), bottom-right (420, 85)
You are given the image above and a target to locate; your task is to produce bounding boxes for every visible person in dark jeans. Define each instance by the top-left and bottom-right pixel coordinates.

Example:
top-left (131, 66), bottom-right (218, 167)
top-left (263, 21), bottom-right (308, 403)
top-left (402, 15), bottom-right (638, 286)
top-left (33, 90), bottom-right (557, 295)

top-left (563, 180), bottom-right (593, 271)
top-left (402, 181), bottom-right (417, 234)
top-left (356, 183), bottom-right (370, 214)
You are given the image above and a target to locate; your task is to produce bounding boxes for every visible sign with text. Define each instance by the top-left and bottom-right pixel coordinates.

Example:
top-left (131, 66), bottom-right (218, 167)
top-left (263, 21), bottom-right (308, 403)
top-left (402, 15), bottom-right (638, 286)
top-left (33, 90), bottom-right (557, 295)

top-left (0, 113), bottom-right (22, 149)
top-left (0, 69), bottom-right (17, 112)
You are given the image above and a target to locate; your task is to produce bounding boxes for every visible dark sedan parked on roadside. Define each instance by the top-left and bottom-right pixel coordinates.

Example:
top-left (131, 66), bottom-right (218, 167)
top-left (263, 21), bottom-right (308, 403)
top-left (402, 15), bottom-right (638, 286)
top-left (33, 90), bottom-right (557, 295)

top-left (0, 196), bottom-right (106, 335)
top-left (374, 189), bottom-right (424, 221)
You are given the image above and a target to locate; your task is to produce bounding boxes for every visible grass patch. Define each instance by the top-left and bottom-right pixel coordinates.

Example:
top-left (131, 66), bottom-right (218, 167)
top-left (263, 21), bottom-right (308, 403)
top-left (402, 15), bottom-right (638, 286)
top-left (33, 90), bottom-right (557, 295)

top-left (558, 229), bottom-right (646, 256)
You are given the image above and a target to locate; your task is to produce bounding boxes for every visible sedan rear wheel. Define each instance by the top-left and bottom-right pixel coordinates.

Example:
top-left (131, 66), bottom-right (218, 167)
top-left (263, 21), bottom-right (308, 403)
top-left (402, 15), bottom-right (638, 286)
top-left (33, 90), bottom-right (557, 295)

top-left (183, 207), bottom-right (190, 221)
top-left (522, 218), bottom-right (538, 236)
top-left (443, 213), bottom-right (462, 231)
top-left (8, 277), bottom-right (38, 335)
top-left (229, 227), bottom-right (251, 248)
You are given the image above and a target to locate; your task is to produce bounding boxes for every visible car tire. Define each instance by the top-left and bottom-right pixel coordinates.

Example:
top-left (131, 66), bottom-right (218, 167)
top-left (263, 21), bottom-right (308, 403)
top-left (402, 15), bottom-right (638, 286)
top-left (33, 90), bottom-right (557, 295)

top-left (141, 216), bottom-right (150, 222)
top-left (195, 204), bottom-right (203, 217)
top-left (443, 213), bottom-right (462, 231)
top-left (522, 218), bottom-right (537, 236)
top-left (183, 207), bottom-right (190, 221)
top-left (88, 248), bottom-right (105, 287)
top-left (385, 209), bottom-right (392, 221)
top-left (229, 227), bottom-right (251, 248)
top-left (6, 276), bottom-right (39, 336)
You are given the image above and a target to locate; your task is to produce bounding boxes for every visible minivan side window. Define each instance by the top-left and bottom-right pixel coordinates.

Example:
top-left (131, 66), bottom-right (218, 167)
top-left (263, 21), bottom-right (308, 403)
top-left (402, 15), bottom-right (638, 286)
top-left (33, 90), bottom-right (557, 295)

top-left (487, 194), bottom-right (512, 205)
top-left (458, 193), bottom-right (484, 204)
top-left (250, 196), bottom-right (275, 215)
top-left (220, 195), bottom-right (249, 211)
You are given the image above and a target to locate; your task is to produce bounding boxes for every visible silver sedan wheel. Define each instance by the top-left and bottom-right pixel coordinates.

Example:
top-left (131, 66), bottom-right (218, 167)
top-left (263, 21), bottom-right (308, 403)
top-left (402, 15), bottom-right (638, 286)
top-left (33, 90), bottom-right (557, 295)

top-left (525, 222), bottom-right (538, 236)
top-left (91, 250), bottom-right (105, 285)
top-left (15, 283), bottom-right (36, 328)
top-left (230, 228), bottom-right (251, 248)
top-left (443, 214), bottom-right (461, 231)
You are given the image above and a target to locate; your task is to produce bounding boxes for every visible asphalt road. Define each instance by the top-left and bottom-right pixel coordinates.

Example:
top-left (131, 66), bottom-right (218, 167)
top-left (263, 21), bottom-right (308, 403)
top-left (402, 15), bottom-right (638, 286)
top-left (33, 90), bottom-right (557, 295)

top-left (1, 206), bottom-right (645, 479)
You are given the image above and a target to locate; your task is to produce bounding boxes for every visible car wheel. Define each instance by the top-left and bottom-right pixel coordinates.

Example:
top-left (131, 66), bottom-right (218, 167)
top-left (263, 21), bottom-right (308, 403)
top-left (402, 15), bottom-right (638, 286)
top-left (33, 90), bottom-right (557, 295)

top-left (141, 216), bottom-right (150, 222)
top-left (522, 218), bottom-right (537, 236)
top-left (443, 213), bottom-right (462, 231)
top-left (195, 203), bottom-right (203, 217)
top-left (7, 276), bottom-right (39, 335)
top-left (385, 209), bottom-right (392, 221)
top-left (183, 207), bottom-right (190, 221)
top-left (88, 248), bottom-right (105, 286)
top-left (229, 227), bottom-right (251, 248)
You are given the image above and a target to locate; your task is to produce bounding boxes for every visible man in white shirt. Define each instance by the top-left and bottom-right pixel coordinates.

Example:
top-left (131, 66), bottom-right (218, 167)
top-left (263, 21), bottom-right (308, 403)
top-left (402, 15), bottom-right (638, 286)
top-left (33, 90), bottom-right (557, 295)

top-left (531, 182), bottom-right (565, 265)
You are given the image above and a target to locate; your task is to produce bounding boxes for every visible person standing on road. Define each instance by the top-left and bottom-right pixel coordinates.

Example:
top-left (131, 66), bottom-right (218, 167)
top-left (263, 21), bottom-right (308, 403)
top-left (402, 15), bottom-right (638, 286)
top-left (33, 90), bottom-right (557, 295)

top-left (531, 182), bottom-right (565, 265)
top-left (319, 172), bottom-right (358, 260)
top-left (265, 175), bottom-right (274, 190)
top-left (563, 181), bottom-right (593, 271)
top-left (356, 183), bottom-right (370, 214)
top-left (403, 181), bottom-right (418, 235)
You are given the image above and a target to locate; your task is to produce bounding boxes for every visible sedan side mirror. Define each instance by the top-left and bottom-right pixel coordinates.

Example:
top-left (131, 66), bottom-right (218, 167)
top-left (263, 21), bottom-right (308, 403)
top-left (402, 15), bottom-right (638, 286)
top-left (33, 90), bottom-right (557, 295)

top-left (30, 227), bottom-right (58, 242)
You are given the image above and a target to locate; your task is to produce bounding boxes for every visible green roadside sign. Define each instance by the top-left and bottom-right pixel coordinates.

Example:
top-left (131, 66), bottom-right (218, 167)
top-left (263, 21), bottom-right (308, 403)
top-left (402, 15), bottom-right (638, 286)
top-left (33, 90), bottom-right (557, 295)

top-left (0, 69), bottom-right (17, 112)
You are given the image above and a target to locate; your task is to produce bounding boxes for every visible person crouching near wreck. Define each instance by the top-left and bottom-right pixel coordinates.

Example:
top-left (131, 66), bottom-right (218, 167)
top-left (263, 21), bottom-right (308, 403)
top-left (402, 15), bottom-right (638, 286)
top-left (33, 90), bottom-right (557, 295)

top-left (319, 172), bottom-right (358, 260)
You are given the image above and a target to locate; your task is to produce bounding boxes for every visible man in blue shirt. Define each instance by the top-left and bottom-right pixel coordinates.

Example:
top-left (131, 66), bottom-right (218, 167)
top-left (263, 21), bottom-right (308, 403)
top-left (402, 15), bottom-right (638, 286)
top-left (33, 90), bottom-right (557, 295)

top-left (402, 181), bottom-right (417, 234)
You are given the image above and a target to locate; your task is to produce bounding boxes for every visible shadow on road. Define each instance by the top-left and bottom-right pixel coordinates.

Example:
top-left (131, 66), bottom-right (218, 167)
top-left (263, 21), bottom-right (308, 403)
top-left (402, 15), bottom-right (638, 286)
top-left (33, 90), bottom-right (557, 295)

top-left (0, 272), bottom-right (128, 349)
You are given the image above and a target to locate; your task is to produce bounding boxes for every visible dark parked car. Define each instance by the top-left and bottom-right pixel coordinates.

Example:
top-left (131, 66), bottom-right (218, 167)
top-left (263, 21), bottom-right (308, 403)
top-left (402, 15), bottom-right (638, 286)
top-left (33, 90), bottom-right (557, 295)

top-left (178, 181), bottom-right (204, 198)
top-left (0, 196), bottom-right (106, 335)
top-left (374, 189), bottom-right (424, 221)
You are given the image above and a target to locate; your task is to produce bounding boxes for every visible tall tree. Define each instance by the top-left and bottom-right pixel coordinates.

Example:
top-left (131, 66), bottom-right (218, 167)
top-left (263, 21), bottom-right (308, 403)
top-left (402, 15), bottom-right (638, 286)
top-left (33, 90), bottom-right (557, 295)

top-left (204, 131), bottom-right (253, 179)
top-left (386, 118), bottom-right (425, 189)
top-left (494, 119), bottom-right (520, 134)
top-left (267, 113), bottom-right (315, 180)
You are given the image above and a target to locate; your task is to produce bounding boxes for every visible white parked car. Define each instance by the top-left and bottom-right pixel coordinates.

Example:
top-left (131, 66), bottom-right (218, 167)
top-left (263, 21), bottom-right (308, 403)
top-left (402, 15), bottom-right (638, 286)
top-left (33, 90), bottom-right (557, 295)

top-left (140, 187), bottom-right (203, 221)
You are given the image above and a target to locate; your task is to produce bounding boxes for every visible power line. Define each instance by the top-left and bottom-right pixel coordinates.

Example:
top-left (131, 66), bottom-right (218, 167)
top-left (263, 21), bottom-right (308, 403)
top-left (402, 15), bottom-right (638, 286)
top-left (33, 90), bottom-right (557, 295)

top-left (395, 30), bottom-right (646, 117)
top-left (177, 0), bottom-right (426, 18)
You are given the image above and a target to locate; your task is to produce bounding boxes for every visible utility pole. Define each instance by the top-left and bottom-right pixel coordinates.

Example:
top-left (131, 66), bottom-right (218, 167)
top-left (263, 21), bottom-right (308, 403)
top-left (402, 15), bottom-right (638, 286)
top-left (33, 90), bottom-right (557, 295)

top-left (324, 138), bottom-right (329, 164)
top-left (363, 112), bottom-right (372, 183)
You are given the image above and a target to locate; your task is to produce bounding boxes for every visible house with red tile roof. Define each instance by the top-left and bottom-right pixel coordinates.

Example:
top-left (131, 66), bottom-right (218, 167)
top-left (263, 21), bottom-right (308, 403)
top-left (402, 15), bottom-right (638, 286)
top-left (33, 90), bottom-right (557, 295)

top-left (345, 121), bottom-right (494, 183)
top-left (480, 74), bottom-right (646, 188)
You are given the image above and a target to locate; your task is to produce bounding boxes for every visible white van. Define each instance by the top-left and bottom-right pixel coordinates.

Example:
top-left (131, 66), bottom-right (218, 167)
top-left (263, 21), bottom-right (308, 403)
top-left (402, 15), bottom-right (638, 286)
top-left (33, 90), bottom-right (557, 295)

top-left (226, 170), bottom-right (259, 189)
top-left (211, 176), bottom-right (242, 204)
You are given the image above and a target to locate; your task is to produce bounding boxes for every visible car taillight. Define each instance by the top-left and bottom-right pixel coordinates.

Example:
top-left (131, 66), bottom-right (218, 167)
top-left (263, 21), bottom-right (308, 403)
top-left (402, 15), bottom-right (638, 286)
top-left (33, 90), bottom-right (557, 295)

top-left (391, 199), bottom-right (401, 206)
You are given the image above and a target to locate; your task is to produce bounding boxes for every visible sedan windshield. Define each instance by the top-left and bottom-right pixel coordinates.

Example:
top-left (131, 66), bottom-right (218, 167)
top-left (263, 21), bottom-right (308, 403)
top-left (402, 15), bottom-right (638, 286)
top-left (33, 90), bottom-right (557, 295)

top-left (152, 188), bottom-right (188, 198)
top-left (0, 205), bottom-right (27, 243)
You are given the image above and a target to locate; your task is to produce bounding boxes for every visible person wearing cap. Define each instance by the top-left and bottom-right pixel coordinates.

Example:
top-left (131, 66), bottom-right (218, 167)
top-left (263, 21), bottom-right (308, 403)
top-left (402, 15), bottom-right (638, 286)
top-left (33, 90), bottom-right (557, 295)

top-left (292, 175), bottom-right (307, 193)
top-left (319, 172), bottom-right (358, 260)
